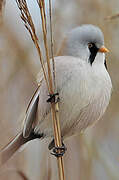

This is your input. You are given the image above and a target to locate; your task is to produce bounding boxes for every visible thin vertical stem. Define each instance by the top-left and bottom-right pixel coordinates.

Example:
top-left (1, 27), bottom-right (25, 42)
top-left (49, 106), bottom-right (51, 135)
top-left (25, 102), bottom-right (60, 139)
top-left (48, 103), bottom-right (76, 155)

top-left (38, 1), bottom-right (65, 179)
top-left (49, 0), bottom-right (56, 90)
top-left (16, 1), bottom-right (65, 179)
top-left (38, 0), bottom-right (53, 94)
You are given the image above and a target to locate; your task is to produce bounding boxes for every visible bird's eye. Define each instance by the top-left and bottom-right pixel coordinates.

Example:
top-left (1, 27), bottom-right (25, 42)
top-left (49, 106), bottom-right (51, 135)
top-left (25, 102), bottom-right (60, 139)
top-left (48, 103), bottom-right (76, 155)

top-left (88, 43), bottom-right (93, 49)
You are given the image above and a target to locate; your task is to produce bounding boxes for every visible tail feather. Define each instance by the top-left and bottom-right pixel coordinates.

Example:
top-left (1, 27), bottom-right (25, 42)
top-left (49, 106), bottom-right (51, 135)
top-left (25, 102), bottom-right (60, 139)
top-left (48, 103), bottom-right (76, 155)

top-left (0, 132), bottom-right (29, 165)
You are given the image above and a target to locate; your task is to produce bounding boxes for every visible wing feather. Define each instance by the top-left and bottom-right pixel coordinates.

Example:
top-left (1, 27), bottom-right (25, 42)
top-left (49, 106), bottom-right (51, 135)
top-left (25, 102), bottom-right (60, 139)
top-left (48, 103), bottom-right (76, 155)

top-left (23, 85), bottom-right (41, 138)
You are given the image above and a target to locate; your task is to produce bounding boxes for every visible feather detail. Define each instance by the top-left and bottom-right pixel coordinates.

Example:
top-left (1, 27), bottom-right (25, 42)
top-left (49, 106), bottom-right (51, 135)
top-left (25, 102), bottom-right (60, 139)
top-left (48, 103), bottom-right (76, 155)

top-left (0, 132), bottom-right (26, 165)
top-left (23, 85), bottom-right (41, 138)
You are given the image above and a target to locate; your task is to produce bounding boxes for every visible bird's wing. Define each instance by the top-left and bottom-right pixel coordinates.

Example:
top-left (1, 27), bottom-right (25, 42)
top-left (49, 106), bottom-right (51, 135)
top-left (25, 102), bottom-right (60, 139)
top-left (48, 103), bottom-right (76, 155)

top-left (23, 82), bottom-right (42, 138)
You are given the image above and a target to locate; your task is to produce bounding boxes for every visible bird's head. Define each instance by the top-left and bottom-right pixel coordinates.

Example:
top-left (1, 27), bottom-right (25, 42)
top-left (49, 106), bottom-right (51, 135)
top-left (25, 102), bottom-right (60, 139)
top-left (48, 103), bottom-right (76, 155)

top-left (60, 24), bottom-right (109, 66)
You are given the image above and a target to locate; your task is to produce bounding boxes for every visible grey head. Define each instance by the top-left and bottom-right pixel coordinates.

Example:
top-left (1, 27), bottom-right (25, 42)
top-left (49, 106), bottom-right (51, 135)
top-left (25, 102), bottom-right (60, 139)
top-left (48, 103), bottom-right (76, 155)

top-left (63, 24), bottom-right (108, 65)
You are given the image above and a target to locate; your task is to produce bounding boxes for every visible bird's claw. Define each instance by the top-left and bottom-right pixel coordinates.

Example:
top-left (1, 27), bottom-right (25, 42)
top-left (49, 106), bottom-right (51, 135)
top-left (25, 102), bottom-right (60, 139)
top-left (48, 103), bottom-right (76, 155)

top-left (47, 92), bottom-right (59, 103)
top-left (51, 144), bottom-right (67, 157)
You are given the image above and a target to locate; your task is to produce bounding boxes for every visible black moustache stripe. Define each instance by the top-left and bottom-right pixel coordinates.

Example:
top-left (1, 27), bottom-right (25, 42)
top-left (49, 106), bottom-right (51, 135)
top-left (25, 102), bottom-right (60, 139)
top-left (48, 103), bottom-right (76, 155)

top-left (89, 43), bottom-right (99, 65)
top-left (104, 59), bottom-right (107, 70)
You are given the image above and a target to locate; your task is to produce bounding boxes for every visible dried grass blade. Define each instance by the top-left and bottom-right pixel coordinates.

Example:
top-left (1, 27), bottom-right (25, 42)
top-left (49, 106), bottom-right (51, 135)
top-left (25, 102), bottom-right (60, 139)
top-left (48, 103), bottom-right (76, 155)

top-left (15, 0), bottom-right (49, 91)
top-left (37, 1), bottom-right (65, 179)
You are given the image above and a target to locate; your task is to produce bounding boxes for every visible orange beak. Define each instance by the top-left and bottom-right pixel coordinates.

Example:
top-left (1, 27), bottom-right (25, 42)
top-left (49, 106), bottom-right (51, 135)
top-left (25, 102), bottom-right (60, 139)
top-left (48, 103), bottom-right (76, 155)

top-left (99, 46), bottom-right (109, 53)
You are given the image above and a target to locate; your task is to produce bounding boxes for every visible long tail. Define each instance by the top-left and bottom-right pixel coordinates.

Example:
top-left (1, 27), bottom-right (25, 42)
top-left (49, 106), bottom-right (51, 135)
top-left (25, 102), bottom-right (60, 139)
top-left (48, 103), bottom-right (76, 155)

top-left (0, 131), bottom-right (43, 166)
top-left (0, 132), bottom-right (30, 165)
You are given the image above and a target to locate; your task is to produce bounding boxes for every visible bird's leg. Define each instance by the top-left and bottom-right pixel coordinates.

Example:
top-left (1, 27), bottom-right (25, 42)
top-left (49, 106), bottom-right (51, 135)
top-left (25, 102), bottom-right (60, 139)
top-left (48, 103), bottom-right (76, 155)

top-left (47, 93), bottom-right (66, 157)
top-left (49, 139), bottom-right (67, 157)
top-left (51, 141), bottom-right (67, 157)
top-left (47, 92), bottom-right (60, 103)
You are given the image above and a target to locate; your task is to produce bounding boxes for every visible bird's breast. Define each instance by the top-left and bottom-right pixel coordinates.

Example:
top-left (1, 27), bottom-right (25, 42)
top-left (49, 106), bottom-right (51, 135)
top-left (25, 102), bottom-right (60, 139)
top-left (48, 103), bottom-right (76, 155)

top-left (66, 66), bottom-right (112, 137)
top-left (35, 57), bottom-right (112, 139)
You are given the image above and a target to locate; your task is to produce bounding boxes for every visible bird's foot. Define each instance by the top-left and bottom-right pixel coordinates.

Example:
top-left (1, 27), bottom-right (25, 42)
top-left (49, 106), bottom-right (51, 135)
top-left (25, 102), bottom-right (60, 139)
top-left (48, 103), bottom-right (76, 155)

top-left (51, 143), bottom-right (67, 157)
top-left (47, 92), bottom-right (59, 103)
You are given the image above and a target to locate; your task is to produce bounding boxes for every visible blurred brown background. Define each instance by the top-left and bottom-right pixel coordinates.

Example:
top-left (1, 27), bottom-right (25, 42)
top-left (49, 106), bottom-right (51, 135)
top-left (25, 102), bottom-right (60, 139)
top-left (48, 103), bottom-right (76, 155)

top-left (0, 0), bottom-right (119, 179)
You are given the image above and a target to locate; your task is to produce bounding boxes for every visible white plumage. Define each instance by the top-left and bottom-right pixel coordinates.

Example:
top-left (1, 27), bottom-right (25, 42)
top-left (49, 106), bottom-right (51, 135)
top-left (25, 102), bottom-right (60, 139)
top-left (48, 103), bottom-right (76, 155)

top-left (34, 53), bottom-right (112, 139)
top-left (0, 24), bottom-right (112, 164)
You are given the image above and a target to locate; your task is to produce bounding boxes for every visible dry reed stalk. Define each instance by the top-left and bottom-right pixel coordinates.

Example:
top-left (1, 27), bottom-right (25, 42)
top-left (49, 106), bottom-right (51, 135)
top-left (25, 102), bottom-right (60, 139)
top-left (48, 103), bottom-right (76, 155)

top-left (16, 0), bottom-right (65, 180)
top-left (17, 170), bottom-right (29, 180)
top-left (0, 0), bottom-right (5, 13)
top-left (37, 0), bottom-right (65, 179)
top-left (37, 0), bottom-right (53, 93)
top-left (0, 0), bottom-right (6, 24)
top-left (16, 0), bottom-right (49, 92)
top-left (49, 0), bottom-right (56, 90)
top-left (105, 13), bottom-right (119, 20)
top-left (0, 169), bottom-right (29, 180)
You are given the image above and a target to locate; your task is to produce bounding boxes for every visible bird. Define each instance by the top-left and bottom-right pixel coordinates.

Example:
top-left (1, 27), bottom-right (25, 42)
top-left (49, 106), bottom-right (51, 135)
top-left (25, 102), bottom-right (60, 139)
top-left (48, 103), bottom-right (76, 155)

top-left (0, 24), bottom-right (112, 164)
